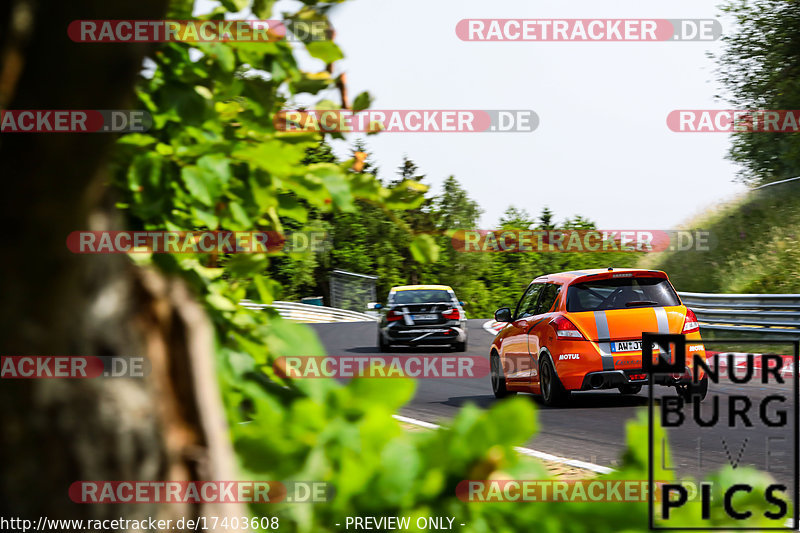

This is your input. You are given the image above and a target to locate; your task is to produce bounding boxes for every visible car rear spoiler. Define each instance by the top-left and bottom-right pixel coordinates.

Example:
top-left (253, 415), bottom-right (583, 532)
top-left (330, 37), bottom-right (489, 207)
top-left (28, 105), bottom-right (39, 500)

top-left (570, 270), bottom-right (669, 284)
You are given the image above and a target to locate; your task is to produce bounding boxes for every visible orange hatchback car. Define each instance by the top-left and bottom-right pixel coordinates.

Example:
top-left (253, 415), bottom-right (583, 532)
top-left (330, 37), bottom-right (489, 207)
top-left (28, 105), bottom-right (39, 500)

top-left (489, 268), bottom-right (708, 406)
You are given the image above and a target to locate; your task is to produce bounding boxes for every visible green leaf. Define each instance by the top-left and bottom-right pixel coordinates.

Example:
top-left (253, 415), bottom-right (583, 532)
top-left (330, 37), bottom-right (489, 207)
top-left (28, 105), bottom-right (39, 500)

top-left (305, 41), bottom-right (344, 64)
top-left (220, 0), bottom-right (249, 12)
top-left (233, 140), bottom-right (308, 177)
top-left (229, 201), bottom-right (252, 227)
top-left (191, 206), bottom-right (219, 229)
top-left (181, 165), bottom-right (214, 206)
top-left (278, 193), bottom-right (308, 222)
top-left (252, 0), bottom-right (276, 18)
top-left (197, 153), bottom-right (231, 183)
top-left (308, 164), bottom-right (354, 211)
top-left (409, 234), bottom-right (439, 263)
top-left (352, 91), bottom-right (372, 112)
top-left (118, 133), bottom-right (157, 147)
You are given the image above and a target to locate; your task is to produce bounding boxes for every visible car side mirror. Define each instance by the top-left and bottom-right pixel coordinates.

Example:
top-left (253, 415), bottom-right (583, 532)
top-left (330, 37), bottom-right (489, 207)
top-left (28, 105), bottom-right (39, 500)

top-left (374, 303), bottom-right (382, 309)
top-left (459, 300), bottom-right (466, 306)
top-left (494, 307), bottom-right (512, 323)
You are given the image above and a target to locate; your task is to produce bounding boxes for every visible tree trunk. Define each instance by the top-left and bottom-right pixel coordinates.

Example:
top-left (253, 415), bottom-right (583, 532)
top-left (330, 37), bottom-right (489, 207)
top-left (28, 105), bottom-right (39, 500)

top-left (0, 1), bottom-right (244, 527)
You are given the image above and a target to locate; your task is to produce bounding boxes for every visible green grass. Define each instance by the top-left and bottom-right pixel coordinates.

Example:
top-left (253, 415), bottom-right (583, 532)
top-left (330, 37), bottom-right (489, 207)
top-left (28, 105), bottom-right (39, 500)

top-left (638, 179), bottom-right (800, 293)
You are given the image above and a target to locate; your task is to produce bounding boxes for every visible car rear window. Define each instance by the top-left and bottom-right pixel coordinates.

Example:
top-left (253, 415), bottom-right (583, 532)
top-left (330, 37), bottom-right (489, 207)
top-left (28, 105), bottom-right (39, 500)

top-left (566, 277), bottom-right (680, 312)
top-left (391, 290), bottom-right (453, 304)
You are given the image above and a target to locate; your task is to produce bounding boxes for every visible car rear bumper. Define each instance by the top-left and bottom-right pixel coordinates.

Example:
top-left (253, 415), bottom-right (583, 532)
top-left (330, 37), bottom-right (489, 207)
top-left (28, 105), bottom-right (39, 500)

top-left (578, 368), bottom-right (698, 390)
top-left (381, 325), bottom-right (467, 345)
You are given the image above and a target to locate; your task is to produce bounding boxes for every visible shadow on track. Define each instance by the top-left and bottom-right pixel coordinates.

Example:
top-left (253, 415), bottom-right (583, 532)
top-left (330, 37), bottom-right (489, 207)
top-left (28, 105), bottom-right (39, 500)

top-left (531, 391), bottom-right (649, 409)
top-left (436, 391), bottom-right (649, 411)
top-left (345, 345), bottom-right (464, 355)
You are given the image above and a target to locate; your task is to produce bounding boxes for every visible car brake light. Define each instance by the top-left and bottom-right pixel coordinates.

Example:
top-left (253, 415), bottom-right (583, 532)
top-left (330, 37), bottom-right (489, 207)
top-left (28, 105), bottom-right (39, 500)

top-left (551, 316), bottom-right (585, 340)
top-left (682, 308), bottom-right (700, 334)
top-left (387, 310), bottom-right (403, 322)
top-left (442, 308), bottom-right (461, 320)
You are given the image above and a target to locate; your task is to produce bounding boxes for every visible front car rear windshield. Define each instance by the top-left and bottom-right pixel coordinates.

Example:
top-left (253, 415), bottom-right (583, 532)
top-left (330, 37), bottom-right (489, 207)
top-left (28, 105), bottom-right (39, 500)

top-left (391, 290), bottom-right (453, 305)
top-left (566, 277), bottom-right (680, 312)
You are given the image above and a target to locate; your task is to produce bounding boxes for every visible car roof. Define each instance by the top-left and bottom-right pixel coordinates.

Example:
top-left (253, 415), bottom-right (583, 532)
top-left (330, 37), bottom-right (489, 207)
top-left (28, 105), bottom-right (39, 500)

top-left (390, 284), bottom-right (453, 292)
top-left (531, 268), bottom-right (669, 285)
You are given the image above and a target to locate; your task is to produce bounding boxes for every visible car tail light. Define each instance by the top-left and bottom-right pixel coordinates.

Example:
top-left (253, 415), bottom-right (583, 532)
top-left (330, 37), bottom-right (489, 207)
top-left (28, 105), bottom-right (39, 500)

top-left (387, 310), bottom-right (403, 322)
top-left (442, 308), bottom-right (461, 320)
top-left (682, 308), bottom-right (700, 334)
top-left (551, 316), bottom-right (585, 340)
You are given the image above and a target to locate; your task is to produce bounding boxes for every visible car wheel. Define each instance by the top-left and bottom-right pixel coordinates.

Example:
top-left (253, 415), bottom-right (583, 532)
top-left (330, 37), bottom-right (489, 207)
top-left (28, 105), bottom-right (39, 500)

top-left (490, 352), bottom-right (515, 399)
top-left (539, 356), bottom-right (570, 407)
top-left (454, 340), bottom-right (467, 352)
top-left (677, 375), bottom-right (708, 403)
top-left (618, 384), bottom-right (642, 395)
top-left (378, 332), bottom-right (391, 352)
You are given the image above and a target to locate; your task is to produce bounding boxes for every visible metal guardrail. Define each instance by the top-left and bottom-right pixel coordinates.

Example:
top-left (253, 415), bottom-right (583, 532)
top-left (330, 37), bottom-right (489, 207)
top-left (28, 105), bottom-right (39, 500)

top-left (240, 300), bottom-right (378, 323)
top-left (678, 291), bottom-right (800, 337)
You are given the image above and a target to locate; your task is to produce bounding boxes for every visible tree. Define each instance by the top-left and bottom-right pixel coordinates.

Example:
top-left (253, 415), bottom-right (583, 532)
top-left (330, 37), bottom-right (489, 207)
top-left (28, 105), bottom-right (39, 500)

top-left (717, 0), bottom-right (800, 185)
top-left (350, 138), bottom-right (379, 177)
top-left (389, 156), bottom-right (436, 284)
top-left (428, 176), bottom-right (491, 314)
top-left (0, 0), bottom-right (248, 525)
top-left (396, 154), bottom-right (423, 183)
top-left (499, 206), bottom-right (535, 229)
top-left (537, 206), bottom-right (556, 230)
top-left (302, 139), bottom-right (337, 165)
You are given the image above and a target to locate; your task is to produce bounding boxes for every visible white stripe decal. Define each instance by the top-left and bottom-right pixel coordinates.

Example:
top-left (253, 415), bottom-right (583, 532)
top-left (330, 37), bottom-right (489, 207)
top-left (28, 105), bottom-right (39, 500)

top-left (654, 307), bottom-right (670, 333)
top-left (593, 311), bottom-right (615, 370)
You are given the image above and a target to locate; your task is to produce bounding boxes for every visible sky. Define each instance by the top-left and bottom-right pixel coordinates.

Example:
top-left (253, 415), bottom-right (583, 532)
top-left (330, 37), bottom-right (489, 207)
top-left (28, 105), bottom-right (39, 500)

top-left (197, 0), bottom-right (747, 229)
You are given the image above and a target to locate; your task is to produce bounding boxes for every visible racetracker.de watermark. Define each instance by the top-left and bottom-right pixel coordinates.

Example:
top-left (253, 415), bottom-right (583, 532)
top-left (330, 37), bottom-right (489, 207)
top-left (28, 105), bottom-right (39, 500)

top-left (668, 110), bottom-right (800, 132)
top-left (69, 481), bottom-right (332, 503)
top-left (66, 231), bottom-right (329, 254)
top-left (273, 356), bottom-right (489, 379)
top-left (1, 356), bottom-right (148, 379)
top-left (456, 480), bottom-right (678, 502)
top-left (68, 19), bottom-right (329, 42)
top-left (456, 19), bottom-right (722, 41)
top-left (274, 110), bottom-right (538, 133)
top-left (451, 230), bottom-right (714, 253)
top-left (0, 110), bottom-right (151, 133)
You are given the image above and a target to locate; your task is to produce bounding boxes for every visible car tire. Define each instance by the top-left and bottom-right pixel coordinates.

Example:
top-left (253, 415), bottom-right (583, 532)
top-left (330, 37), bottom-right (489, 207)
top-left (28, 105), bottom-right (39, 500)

top-left (539, 355), bottom-right (570, 407)
top-left (378, 333), bottom-right (391, 352)
top-left (618, 384), bottom-right (642, 395)
top-left (454, 340), bottom-right (467, 352)
top-left (491, 352), bottom-right (515, 399)
top-left (677, 375), bottom-right (708, 403)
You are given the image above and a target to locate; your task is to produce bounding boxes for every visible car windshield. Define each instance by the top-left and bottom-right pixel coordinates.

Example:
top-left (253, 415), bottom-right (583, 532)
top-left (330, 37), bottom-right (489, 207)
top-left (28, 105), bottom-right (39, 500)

top-left (391, 290), bottom-right (452, 304)
top-left (566, 277), bottom-right (680, 312)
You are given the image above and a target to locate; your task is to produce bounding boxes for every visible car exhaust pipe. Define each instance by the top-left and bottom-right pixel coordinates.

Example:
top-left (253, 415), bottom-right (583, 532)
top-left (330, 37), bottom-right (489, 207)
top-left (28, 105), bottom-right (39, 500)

top-left (589, 374), bottom-right (604, 389)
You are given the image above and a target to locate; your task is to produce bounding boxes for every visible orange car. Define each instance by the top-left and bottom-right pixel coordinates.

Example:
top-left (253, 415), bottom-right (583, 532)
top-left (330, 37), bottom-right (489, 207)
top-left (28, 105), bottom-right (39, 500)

top-left (489, 268), bottom-right (708, 405)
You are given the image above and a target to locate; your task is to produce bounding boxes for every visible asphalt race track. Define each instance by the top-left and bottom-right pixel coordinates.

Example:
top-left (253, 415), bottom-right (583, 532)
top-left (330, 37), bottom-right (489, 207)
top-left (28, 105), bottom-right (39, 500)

top-left (310, 319), bottom-right (796, 488)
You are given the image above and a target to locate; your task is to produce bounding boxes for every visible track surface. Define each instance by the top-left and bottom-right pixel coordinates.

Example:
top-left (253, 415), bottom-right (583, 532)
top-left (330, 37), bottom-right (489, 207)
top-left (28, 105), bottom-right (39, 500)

top-left (310, 319), bottom-right (795, 488)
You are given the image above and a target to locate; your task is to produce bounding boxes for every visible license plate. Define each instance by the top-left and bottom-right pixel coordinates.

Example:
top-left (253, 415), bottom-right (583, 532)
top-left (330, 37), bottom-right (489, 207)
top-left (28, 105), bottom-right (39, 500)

top-left (412, 314), bottom-right (437, 321)
top-left (612, 340), bottom-right (659, 353)
top-left (612, 340), bottom-right (643, 353)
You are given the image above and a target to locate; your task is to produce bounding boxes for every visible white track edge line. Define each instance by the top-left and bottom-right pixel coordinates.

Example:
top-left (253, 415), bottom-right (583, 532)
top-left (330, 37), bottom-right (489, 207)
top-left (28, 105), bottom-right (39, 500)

top-left (482, 320), bottom-right (501, 336)
top-left (393, 414), bottom-right (613, 475)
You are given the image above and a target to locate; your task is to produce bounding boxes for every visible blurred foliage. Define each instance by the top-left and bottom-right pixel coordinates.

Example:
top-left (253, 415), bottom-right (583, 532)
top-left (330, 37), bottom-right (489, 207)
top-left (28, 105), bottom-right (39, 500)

top-left (107, 0), bottom-right (784, 530)
top-left (717, 0), bottom-right (800, 185)
top-left (639, 179), bottom-right (800, 292)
